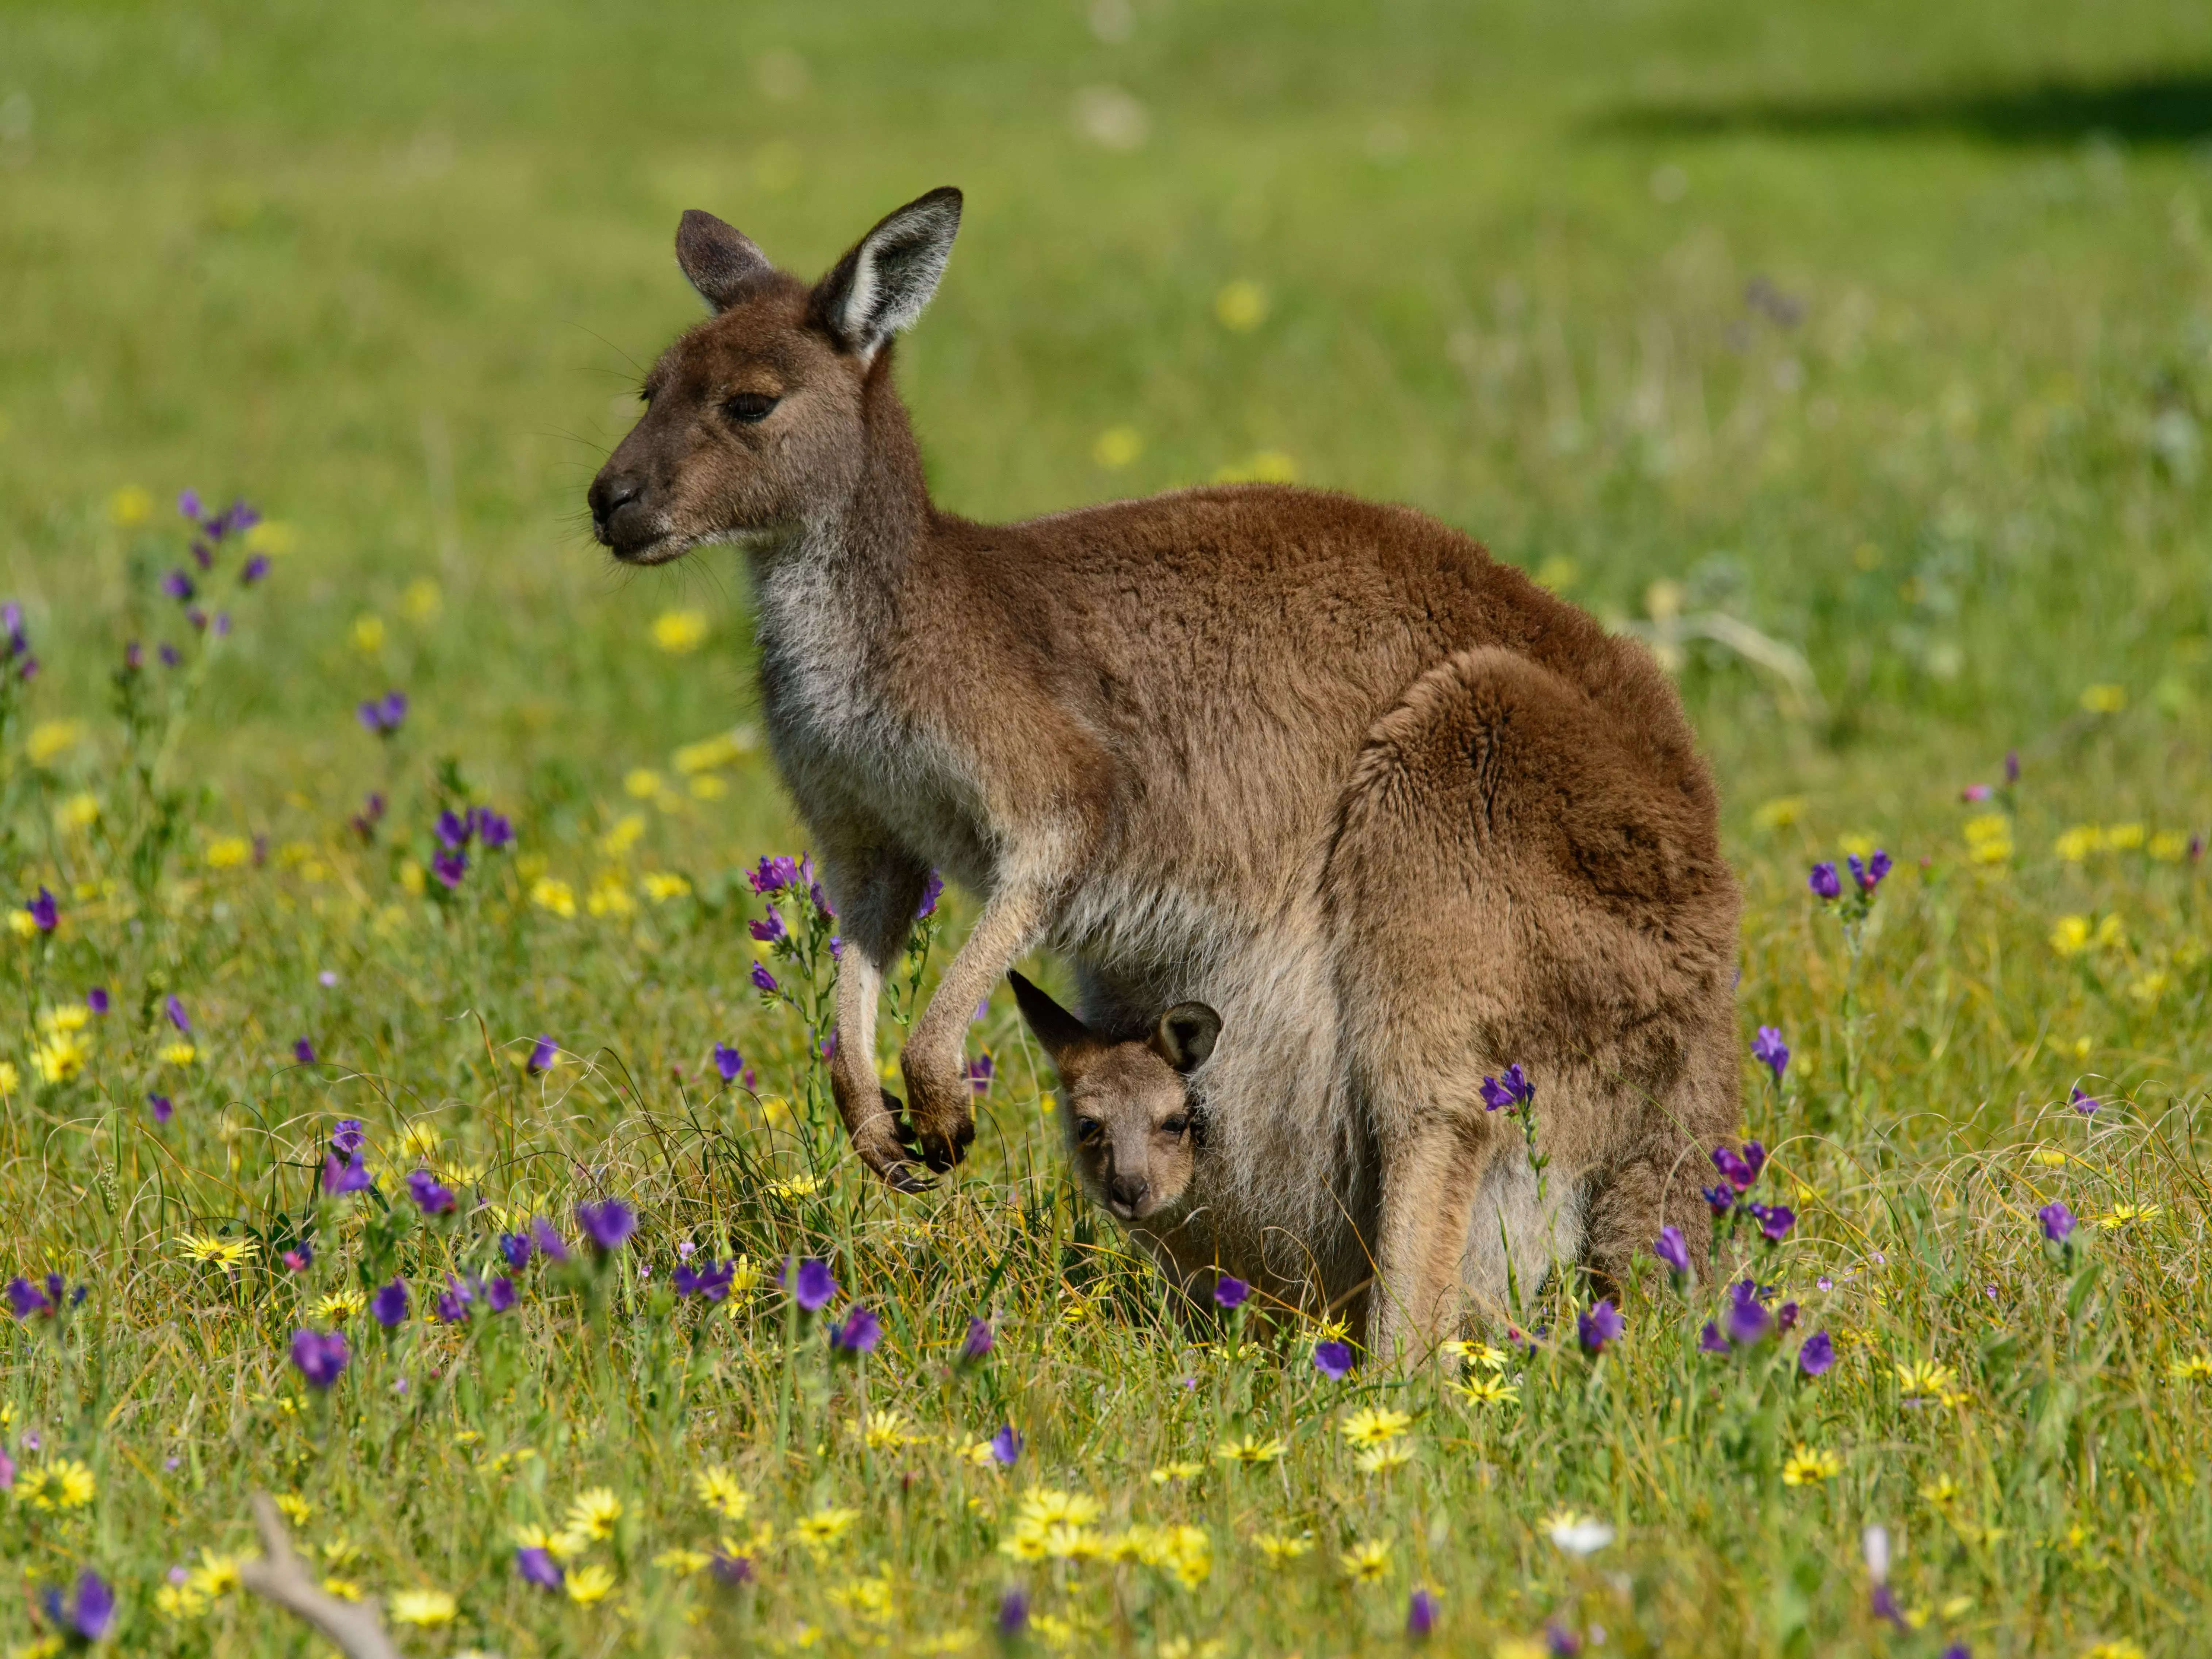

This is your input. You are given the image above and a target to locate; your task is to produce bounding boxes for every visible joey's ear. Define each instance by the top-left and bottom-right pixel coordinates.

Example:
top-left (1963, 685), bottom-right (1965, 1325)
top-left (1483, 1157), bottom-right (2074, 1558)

top-left (676, 210), bottom-right (774, 311)
top-left (1151, 1003), bottom-right (1222, 1074)
top-left (809, 186), bottom-right (962, 363)
top-left (1009, 970), bottom-right (1102, 1082)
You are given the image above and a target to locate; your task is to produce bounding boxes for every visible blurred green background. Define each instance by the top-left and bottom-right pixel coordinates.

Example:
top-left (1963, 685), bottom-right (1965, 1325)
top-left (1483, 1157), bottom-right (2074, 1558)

top-left (4, 0), bottom-right (2211, 841)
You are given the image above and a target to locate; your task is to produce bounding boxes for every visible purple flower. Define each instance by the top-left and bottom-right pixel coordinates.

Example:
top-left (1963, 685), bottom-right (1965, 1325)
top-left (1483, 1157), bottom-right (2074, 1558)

top-left (165, 995), bottom-right (191, 1033)
top-left (331, 1118), bottom-right (365, 1155)
top-left (713, 1042), bottom-right (743, 1083)
top-left (959, 1316), bottom-right (995, 1363)
top-left (242, 553), bottom-right (270, 584)
top-left (433, 1278), bottom-right (473, 1322)
top-left (158, 642), bottom-right (181, 667)
top-left (322, 1152), bottom-right (371, 1195)
top-left (1313, 1339), bottom-right (1354, 1380)
top-left (1847, 849), bottom-right (1893, 893)
top-left (148, 1092), bottom-right (174, 1124)
top-left (526, 1033), bottom-right (558, 1075)
top-left (1652, 1225), bottom-right (1690, 1275)
top-left (1702, 1183), bottom-right (1735, 1217)
top-left (471, 807), bottom-right (514, 849)
top-left (1214, 1275), bottom-right (1249, 1311)
top-left (530, 1217), bottom-right (570, 1263)
top-left (831, 1305), bottom-right (883, 1354)
top-left (1798, 1330), bottom-right (1835, 1376)
top-left (1406, 1587), bottom-right (1440, 1640)
top-left (916, 871), bottom-right (944, 918)
top-left (997, 1591), bottom-right (1030, 1637)
top-left (1712, 1145), bottom-right (1755, 1193)
top-left (2039, 1201), bottom-right (2076, 1243)
top-left (431, 848), bottom-right (468, 889)
top-left (1479, 1063), bottom-right (1534, 1111)
top-left (6, 1277), bottom-right (54, 1320)
top-left (499, 1232), bottom-right (531, 1270)
top-left (967, 1051), bottom-right (994, 1093)
top-left (357, 691), bottom-right (408, 736)
top-left (1750, 1203), bottom-right (1796, 1244)
top-left (516, 1546), bottom-right (563, 1590)
top-left (84, 988), bottom-right (109, 1016)
top-left (1751, 1026), bottom-right (1789, 1084)
top-left (989, 1425), bottom-right (1022, 1466)
top-left (750, 961), bottom-right (780, 996)
top-left (674, 1258), bottom-right (735, 1301)
top-left (747, 855), bottom-right (800, 894)
top-left (161, 568), bottom-right (196, 602)
top-left (576, 1199), bottom-right (636, 1253)
top-left (283, 1245), bottom-right (312, 1272)
top-left (748, 909), bottom-right (787, 944)
top-left (1808, 862), bottom-right (1841, 900)
top-left (1776, 1300), bottom-right (1800, 1333)
top-left (50, 1572), bottom-right (114, 1643)
top-left (1871, 1585), bottom-right (1907, 1631)
top-left (2070, 1087), bottom-right (2099, 1116)
top-left (435, 809), bottom-right (471, 849)
top-left (788, 1257), bottom-right (836, 1312)
top-left (1961, 783), bottom-right (1991, 802)
top-left (1698, 1321), bottom-right (1730, 1355)
top-left (370, 1279), bottom-right (409, 1327)
top-left (290, 1328), bottom-right (349, 1389)
top-left (1724, 1279), bottom-right (1772, 1345)
top-left (292, 1037), bottom-right (317, 1065)
top-left (1576, 1298), bottom-right (1624, 1355)
top-left (711, 1547), bottom-right (756, 1586)
top-left (407, 1169), bottom-right (456, 1215)
top-left (24, 889), bottom-right (55, 933)
top-left (177, 488), bottom-right (203, 519)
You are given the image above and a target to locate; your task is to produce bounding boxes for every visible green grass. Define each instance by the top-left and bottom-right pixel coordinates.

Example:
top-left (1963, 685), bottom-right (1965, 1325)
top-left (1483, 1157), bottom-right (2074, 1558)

top-left (1, 1), bottom-right (2210, 1653)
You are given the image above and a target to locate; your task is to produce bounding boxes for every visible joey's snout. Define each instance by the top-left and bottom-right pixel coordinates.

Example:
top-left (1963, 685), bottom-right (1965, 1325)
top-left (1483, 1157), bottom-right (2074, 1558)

top-left (1107, 1171), bottom-right (1150, 1218)
top-left (587, 465), bottom-right (656, 558)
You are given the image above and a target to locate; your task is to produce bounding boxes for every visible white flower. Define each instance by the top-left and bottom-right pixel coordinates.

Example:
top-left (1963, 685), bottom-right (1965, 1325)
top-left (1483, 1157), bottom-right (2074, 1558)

top-left (1544, 1512), bottom-right (1615, 1556)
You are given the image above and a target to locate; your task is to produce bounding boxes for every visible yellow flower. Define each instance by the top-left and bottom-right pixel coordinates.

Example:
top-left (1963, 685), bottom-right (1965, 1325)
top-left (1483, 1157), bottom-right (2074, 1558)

top-left (530, 877), bottom-right (577, 919)
top-left (653, 1548), bottom-right (711, 1576)
top-left (1148, 1461), bottom-right (1204, 1485)
top-left (351, 614), bottom-right (385, 654)
top-left (794, 1506), bottom-right (860, 1554)
top-left (2167, 1352), bottom-right (2212, 1382)
top-left (2126, 971), bottom-right (2168, 1006)
top-left (688, 774), bottom-right (726, 799)
top-left (1092, 426), bottom-right (1143, 469)
top-left (39, 1005), bottom-right (88, 1035)
top-left (515, 1523), bottom-right (590, 1562)
top-left (1919, 1475), bottom-right (1962, 1510)
top-left (624, 767), bottom-right (663, 799)
top-left (388, 1588), bottom-right (457, 1626)
top-left (914, 1633), bottom-right (979, 1655)
top-left (206, 836), bottom-right (252, 870)
top-left (1339, 1407), bottom-right (1412, 1447)
top-left (2054, 826), bottom-right (2103, 863)
top-left (829, 1571), bottom-right (898, 1620)
top-left (652, 609), bottom-right (710, 653)
top-left (243, 520), bottom-right (297, 556)
top-left (1214, 279), bottom-right (1268, 332)
top-left (2078, 683), bottom-right (2126, 714)
top-left (1894, 1359), bottom-right (1958, 1397)
top-left (54, 794), bottom-right (100, 831)
top-left (274, 1493), bottom-right (313, 1526)
top-left (1216, 1435), bottom-right (1287, 1464)
top-left (154, 1581), bottom-right (210, 1620)
top-left (643, 871), bottom-right (692, 903)
top-left (587, 870), bottom-right (636, 918)
top-left (566, 1487), bottom-right (623, 1540)
top-left (857, 1410), bottom-right (916, 1451)
top-left (2084, 1643), bottom-right (2146, 1659)
top-left (320, 1577), bottom-right (364, 1601)
top-left (1340, 1539), bottom-right (1391, 1583)
top-left (109, 483), bottom-right (155, 526)
top-left (30, 1034), bottom-right (87, 1084)
top-left (1781, 1445), bottom-right (1843, 1486)
top-left (397, 1120), bottom-right (440, 1162)
top-left (0, 1062), bottom-right (16, 1095)
top-left (2030, 1147), bottom-right (2069, 1167)
top-left (1455, 1374), bottom-right (1520, 1407)
top-left (764, 1173), bottom-right (819, 1202)
top-left (959, 1438), bottom-right (1005, 1469)
top-left (1963, 813), bottom-right (2013, 863)
top-left (7, 910), bottom-right (36, 939)
top-left (17, 1460), bottom-right (96, 1510)
top-left (2096, 1203), bottom-right (2161, 1230)
top-left (2105, 821), bottom-right (2145, 850)
top-left (177, 1234), bottom-right (253, 1271)
top-left (181, 1551), bottom-right (241, 1601)
top-left (2049, 915), bottom-right (2091, 957)
top-left (26, 721), bottom-right (82, 767)
top-left (1213, 450), bottom-right (1297, 484)
top-left (694, 1465), bottom-right (749, 1520)
top-left (1750, 794), bottom-right (1806, 831)
top-left (1356, 1442), bottom-right (1413, 1474)
top-left (401, 577), bottom-right (441, 619)
top-left (1251, 1532), bottom-right (1314, 1566)
top-left (160, 1042), bottom-right (196, 1066)
top-left (2149, 830), bottom-right (2188, 861)
top-left (1494, 1641), bottom-right (1549, 1659)
top-left (673, 731), bottom-right (748, 773)
top-left (1017, 1489), bottom-right (1101, 1529)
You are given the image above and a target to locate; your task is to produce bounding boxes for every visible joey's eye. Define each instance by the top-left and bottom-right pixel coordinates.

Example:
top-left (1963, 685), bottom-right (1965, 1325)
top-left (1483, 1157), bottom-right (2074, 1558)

top-left (724, 392), bottom-right (779, 424)
top-left (1075, 1118), bottom-right (1103, 1145)
top-left (1160, 1117), bottom-right (1188, 1137)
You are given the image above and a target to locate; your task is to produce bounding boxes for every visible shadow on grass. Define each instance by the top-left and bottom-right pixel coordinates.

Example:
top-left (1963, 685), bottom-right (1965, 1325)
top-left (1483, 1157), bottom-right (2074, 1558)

top-left (1596, 69), bottom-right (2212, 146)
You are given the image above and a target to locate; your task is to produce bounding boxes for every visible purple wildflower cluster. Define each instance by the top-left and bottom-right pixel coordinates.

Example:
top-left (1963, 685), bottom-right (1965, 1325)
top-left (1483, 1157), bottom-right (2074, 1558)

top-left (7, 1272), bottom-right (86, 1322)
top-left (357, 690), bottom-right (408, 737)
top-left (746, 853), bottom-right (841, 1003)
top-left (1695, 1279), bottom-right (1833, 1375)
top-left (1478, 1063), bottom-right (1533, 1113)
top-left (1750, 1025), bottom-right (1790, 1086)
top-left (673, 1255), bottom-right (736, 1300)
top-left (290, 1328), bottom-right (349, 1389)
top-left (1809, 847), bottom-right (1891, 920)
top-left (1703, 1139), bottom-right (1794, 1245)
top-left (434, 1272), bottom-right (518, 1322)
top-left (41, 1571), bottom-right (114, 1643)
top-left (2, 602), bottom-right (36, 683)
top-left (1577, 1298), bottom-right (1624, 1356)
top-left (430, 803), bottom-right (515, 890)
top-left (23, 887), bottom-right (57, 934)
top-left (160, 488), bottom-right (264, 638)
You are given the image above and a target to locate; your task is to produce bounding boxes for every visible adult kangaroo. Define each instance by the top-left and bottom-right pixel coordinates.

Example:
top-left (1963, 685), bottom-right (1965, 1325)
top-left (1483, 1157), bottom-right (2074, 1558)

top-left (587, 187), bottom-right (1741, 1357)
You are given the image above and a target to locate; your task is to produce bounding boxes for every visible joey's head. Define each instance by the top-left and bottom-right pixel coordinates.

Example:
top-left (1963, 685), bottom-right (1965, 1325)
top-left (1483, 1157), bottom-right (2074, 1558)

top-left (1009, 971), bottom-right (1221, 1223)
top-left (587, 187), bottom-right (962, 565)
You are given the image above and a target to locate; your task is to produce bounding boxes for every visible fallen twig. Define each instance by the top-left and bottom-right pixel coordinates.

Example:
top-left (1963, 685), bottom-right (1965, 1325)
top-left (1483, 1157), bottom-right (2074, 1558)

top-left (236, 1491), bottom-right (402, 1659)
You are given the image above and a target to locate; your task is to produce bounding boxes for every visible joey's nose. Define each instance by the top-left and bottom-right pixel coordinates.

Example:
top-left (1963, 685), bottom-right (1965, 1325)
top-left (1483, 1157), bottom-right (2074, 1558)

top-left (1109, 1173), bottom-right (1148, 1212)
top-left (587, 471), bottom-right (645, 544)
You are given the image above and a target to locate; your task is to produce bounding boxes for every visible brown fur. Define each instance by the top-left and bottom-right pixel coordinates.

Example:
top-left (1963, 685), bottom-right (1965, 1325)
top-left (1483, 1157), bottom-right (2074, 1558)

top-left (588, 190), bottom-right (1741, 1358)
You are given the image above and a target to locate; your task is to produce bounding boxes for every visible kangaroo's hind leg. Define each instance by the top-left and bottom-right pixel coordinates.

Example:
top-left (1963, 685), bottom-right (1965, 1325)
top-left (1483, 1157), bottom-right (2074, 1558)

top-left (1325, 646), bottom-right (1740, 1362)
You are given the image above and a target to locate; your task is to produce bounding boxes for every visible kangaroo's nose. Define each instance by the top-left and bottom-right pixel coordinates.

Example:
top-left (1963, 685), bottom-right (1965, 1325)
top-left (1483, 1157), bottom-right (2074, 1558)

top-left (587, 471), bottom-right (644, 541)
top-left (1109, 1173), bottom-right (1148, 1212)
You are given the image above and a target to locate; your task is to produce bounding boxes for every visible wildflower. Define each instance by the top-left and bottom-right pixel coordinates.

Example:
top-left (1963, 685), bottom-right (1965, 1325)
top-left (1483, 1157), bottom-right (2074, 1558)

top-left (31, 1033), bottom-right (88, 1083)
top-left (1150, 1461), bottom-right (1204, 1484)
top-left (2070, 1086), bottom-right (2099, 1115)
top-left (1749, 1202), bottom-right (1796, 1243)
top-left (177, 1234), bottom-right (253, 1272)
top-left (567, 1487), bottom-right (623, 1540)
top-left (289, 1328), bottom-right (348, 1389)
top-left (158, 1041), bottom-right (196, 1065)
top-left (1455, 1372), bottom-right (1520, 1406)
top-left (2168, 1352), bottom-right (2212, 1382)
top-left (370, 1279), bottom-right (409, 1327)
top-left (1808, 862), bottom-right (1841, 900)
top-left (322, 1151), bottom-right (370, 1194)
top-left (695, 1465), bottom-right (749, 1518)
top-left (673, 1256), bottom-right (735, 1299)
top-left (988, 1424), bottom-right (1022, 1466)
top-left (2096, 1202), bottom-right (2161, 1230)
top-left (406, 1168), bottom-right (456, 1215)
top-left (530, 1217), bottom-right (570, 1262)
top-left (1313, 1338), bottom-right (1353, 1379)
top-left (1781, 1445), bottom-right (1843, 1485)
top-left (19, 1460), bottom-right (96, 1510)
top-left (1217, 1435), bottom-right (1287, 1464)
top-left (750, 961), bottom-right (780, 995)
top-left (1479, 1063), bottom-right (1533, 1110)
top-left (2039, 1201), bottom-right (2077, 1243)
top-left (1214, 1275), bottom-right (1249, 1311)
top-left (1251, 1533), bottom-right (1313, 1566)
top-left (996, 1591), bottom-right (1030, 1636)
top-left (1356, 1441), bottom-right (1413, 1474)
top-left (1407, 1586), bottom-right (1440, 1639)
top-left (1542, 1511), bottom-right (1614, 1555)
top-left (565, 1562), bottom-right (618, 1605)
top-left (472, 806), bottom-right (514, 848)
top-left (653, 1547), bottom-right (711, 1576)
top-left (431, 848), bottom-right (468, 888)
top-left (1698, 1321), bottom-right (1731, 1355)
top-left (1750, 1026), bottom-right (1789, 1083)
top-left (530, 878), bottom-right (576, 918)
top-left (1799, 1331), bottom-right (1836, 1376)
top-left (1341, 1406), bottom-right (1412, 1448)
top-left (713, 1042), bottom-right (744, 1083)
top-left (1895, 1358), bottom-right (1958, 1399)
top-left (959, 1315), bottom-right (995, 1363)
top-left (1652, 1225), bottom-right (1690, 1275)
top-left (652, 608), bottom-right (710, 652)
top-left (23, 888), bottom-right (57, 934)
top-left (311, 1288), bottom-right (366, 1322)
top-left (788, 1257), bottom-right (836, 1312)
top-left (1713, 1139), bottom-right (1767, 1191)
top-left (1702, 1183), bottom-right (1735, 1217)
top-left (515, 1545), bottom-right (562, 1589)
top-left (831, 1305), bottom-right (883, 1354)
top-left (794, 1505), bottom-right (860, 1553)
top-left (854, 1410), bottom-right (913, 1451)
top-left (291, 1037), bottom-right (317, 1065)
top-left (389, 1589), bottom-right (457, 1627)
top-left (1340, 1539), bottom-right (1391, 1583)
top-left (1576, 1298), bottom-right (1624, 1355)
top-left (43, 1571), bottom-right (114, 1643)
top-left (576, 1198), bottom-right (636, 1252)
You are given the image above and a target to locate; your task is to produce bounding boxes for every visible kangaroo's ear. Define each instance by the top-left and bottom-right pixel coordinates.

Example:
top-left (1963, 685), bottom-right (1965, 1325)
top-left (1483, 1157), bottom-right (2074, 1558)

top-left (810, 186), bottom-right (962, 364)
top-left (1010, 970), bottom-right (1102, 1084)
top-left (676, 210), bottom-right (775, 311)
top-left (1151, 1003), bottom-right (1222, 1074)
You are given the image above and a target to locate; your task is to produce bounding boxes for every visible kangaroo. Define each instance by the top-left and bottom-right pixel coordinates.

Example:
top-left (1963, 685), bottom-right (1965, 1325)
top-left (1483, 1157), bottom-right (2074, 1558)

top-left (587, 187), bottom-right (1741, 1357)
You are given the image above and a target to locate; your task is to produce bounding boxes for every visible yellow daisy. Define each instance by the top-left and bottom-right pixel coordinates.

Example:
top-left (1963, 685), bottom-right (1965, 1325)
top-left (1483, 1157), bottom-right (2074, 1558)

top-left (1340, 1539), bottom-right (1391, 1583)
top-left (388, 1589), bottom-right (457, 1627)
top-left (694, 1465), bottom-right (749, 1520)
top-left (1339, 1407), bottom-right (1412, 1448)
top-left (1781, 1445), bottom-right (1843, 1486)
top-left (1215, 1435), bottom-right (1287, 1464)
top-left (565, 1563), bottom-right (618, 1606)
top-left (1251, 1532), bottom-right (1314, 1566)
top-left (565, 1487), bottom-right (623, 1540)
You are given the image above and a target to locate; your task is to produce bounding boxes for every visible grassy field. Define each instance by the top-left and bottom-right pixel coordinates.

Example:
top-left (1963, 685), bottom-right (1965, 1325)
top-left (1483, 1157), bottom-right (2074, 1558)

top-left (2, 0), bottom-right (2211, 1653)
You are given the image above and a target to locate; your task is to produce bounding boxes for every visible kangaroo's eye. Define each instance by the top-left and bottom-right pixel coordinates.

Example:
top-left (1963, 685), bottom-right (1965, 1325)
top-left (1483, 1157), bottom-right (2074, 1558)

top-left (724, 392), bottom-right (779, 424)
top-left (1075, 1118), bottom-right (1103, 1145)
top-left (1160, 1117), bottom-right (1188, 1137)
